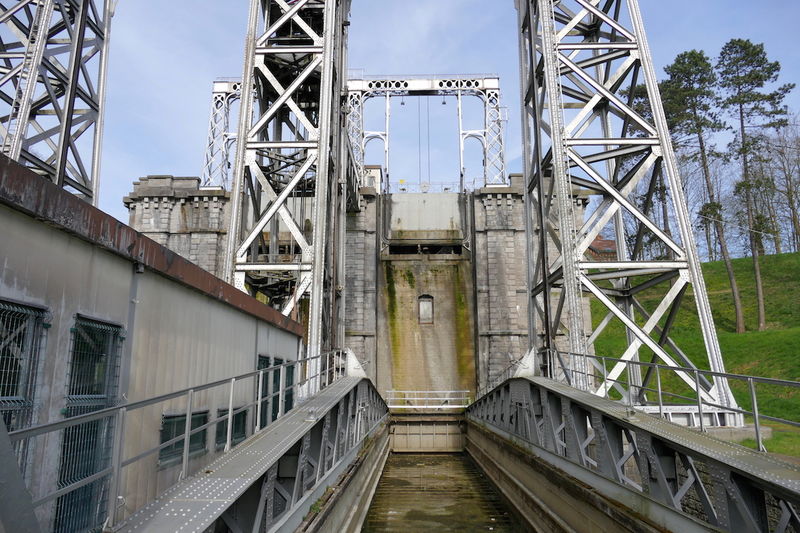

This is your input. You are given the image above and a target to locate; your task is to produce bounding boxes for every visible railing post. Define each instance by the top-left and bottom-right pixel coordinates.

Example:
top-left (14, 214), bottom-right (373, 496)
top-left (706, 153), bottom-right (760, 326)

top-left (225, 378), bottom-right (236, 452)
top-left (656, 364), bottom-right (663, 419)
top-left (279, 364), bottom-right (286, 417)
top-left (256, 370), bottom-right (264, 432)
top-left (626, 360), bottom-right (635, 415)
top-left (181, 389), bottom-right (194, 480)
top-left (106, 407), bottom-right (126, 527)
top-left (748, 377), bottom-right (765, 452)
top-left (601, 355), bottom-right (608, 399)
top-left (695, 369), bottom-right (704, 432)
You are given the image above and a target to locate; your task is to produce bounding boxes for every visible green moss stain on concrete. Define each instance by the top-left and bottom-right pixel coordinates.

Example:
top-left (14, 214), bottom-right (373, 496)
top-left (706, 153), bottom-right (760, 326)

top-left (403, 269), bottom-right (416, 289)
top-left (453, 264), bottom-right (476, 392)
top-left (383, 262), bottom-right (405, 380)
top-left (381, 259), bottom-right (476, 393)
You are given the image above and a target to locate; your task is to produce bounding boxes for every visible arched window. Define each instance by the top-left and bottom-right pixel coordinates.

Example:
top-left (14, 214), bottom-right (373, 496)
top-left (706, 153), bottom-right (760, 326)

top-left (418, 295), bottom-right (434, 324)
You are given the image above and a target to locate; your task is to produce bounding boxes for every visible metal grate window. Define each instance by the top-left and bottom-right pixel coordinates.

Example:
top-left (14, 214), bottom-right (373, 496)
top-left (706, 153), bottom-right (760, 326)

top-left (66, 317), bottom-right (123, 407)
top-left (257, 356), bottom-right (295, 428)
top-left (0, 299), bottom-right (47, 475)
top-left (54, 317), bottom-right (123, 533)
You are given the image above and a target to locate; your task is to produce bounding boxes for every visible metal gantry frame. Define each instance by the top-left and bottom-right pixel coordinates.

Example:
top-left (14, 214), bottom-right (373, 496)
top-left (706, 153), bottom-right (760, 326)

top-left (346, 76), bottom-right (508, 193)
top-left (516, 0), bottom-right (737, 411)
top-left (0, 0), bottom-right (115, 205)
top-left (224, 0), bottom-right (355, 358)
top-left (200, 79), bottom-right (241, 189)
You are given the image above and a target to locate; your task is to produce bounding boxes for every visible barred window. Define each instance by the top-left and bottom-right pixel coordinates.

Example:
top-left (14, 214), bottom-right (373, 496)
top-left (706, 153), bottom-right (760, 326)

top-left (66, 317), bottom-right (123, 409)
top-left (54, 316), bottom-right (123, 533)
top-left (159, 412), bottom-right (208, 464)
top-left (215, 408), bottom-right (247, 449)
top-left (0, 299), bottom-right (47, 475)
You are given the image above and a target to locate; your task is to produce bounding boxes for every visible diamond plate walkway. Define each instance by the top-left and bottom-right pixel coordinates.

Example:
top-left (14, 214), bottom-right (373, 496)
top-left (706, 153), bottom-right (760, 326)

top-left (115, 377), bottom-right (372, 533)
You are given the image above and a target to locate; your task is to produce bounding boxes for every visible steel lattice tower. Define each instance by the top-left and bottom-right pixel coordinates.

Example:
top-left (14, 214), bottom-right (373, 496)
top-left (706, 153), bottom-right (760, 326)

top-left (225, 0), bottom-right (355, 359)
top-left (0, 0), bottom-right (115, 204)
top-left (200, 80), bottom-right (241, 189)
top-left (517, 0), bottom-right (737, 410)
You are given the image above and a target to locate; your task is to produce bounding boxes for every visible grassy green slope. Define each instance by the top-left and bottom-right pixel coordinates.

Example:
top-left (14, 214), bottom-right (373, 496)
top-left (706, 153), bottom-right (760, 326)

top-left (591, 252), bottom-right (800, 455)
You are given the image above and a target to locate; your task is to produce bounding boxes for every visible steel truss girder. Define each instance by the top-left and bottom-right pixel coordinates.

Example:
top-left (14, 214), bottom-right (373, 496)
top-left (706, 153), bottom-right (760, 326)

top-left (115, 378), bottom-right (388, 533)
top-left (201, 79), bottom-right (241, 189)
top-left (225, 0), bottom-right (353, 357)
top-left (469, 378), bottom-right (800, 533)
top-left (0, 0), bottom-right (114, 204)
top-left (346, 76), bottom-right (508, 192)
top-left (245, 380), bottom-right (386, 533)
top-left (516, 0), bottom-right (735, 409)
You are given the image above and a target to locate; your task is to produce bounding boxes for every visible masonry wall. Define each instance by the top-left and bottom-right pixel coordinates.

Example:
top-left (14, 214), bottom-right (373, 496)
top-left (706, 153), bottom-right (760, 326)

top-left (124, 175), bottom-right (229, 278)
top-left (473, 176), bottom-right (529, 389)
top-left (344, 187), bottom-right (379, 383)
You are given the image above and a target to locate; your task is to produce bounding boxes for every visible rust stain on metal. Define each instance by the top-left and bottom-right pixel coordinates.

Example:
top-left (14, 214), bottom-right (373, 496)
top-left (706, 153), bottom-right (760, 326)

top-left (0, 154), bottom-right (304, 337)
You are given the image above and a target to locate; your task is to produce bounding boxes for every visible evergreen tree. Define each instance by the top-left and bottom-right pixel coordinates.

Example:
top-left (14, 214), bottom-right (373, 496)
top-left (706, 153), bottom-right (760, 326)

top-left (716, 39), bottom-right (794, 331)
top-left (661, 50), bottom-right (746, 333)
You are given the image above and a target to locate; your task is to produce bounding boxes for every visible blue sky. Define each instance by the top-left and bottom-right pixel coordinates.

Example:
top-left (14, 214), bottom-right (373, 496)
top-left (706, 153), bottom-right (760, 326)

top-left (98, 1), bottom-right (800, 221)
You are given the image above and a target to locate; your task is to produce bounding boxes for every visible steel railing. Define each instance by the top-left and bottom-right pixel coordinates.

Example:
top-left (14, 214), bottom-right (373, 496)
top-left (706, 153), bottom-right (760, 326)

top-left (479, 350), bottom-right (800, 454)
top-left (6, 349), bottom-right (351, 530)
top-left (385, 390), bottom-right (472, 410)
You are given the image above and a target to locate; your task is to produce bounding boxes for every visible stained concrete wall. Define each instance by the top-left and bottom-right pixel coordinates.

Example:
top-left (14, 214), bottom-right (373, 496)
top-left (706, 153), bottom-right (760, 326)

top-left (0, 157), bottom-right (302, 524)
top-left (377, 258), bottom-right (477, 395)
top-left (345, 185), bottom-right (530, 396)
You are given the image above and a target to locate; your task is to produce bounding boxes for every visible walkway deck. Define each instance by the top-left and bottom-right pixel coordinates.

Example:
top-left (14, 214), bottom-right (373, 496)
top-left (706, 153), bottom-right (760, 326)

top-left (116, 377), bottom-right (362, 533)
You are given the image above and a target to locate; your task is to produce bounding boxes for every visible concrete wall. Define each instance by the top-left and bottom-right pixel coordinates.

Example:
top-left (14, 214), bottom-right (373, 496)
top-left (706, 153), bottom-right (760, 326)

top-left (386, 192), bottom-right (463, 241)
top-left (0, 156), bottom-right (303, 523)
top-left (376, 193), bottom-right (476, 395)
top-left (377, 257), bottom-right (476, 394)
top-left (345, 185), bottom-right (530, 396)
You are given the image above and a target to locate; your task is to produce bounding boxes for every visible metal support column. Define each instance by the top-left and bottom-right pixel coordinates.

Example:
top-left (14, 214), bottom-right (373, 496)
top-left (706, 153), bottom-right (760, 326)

top-left (516, 0), bottom-right (736, 409)
top-left (225, 0), bottom-right (352, 358)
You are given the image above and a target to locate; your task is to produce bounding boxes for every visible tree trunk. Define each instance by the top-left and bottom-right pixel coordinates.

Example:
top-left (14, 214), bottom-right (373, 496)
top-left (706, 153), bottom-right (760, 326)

top-left (766, 197), bottom-right (782, 254)
top-left (739, 107), bottom-right (767, 331)
top-left (696, 130), bottom-right (746, 333)
top-left (788, 186), bottom-right (800, 252)
top-left (778, 141), bottom-right (800, 252)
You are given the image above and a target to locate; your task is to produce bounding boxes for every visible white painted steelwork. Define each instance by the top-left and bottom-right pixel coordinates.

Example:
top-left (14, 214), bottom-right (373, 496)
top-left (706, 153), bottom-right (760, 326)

top-left (0, 0), bottom-right (115, 204)
top-left (200, 79), bottom-right (241, 189)
top-left (385, 390), bottom-right (472, 411)
top-left (347, 75), bottom-right (508, 192)
top-left (224, 0), bottom-right (354, 363)
top-left (516, 0), bottom-right (736, 411)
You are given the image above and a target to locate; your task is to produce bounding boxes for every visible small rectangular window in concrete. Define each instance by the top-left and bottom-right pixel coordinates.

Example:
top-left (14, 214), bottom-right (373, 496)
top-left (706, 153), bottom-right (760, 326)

top-left (419, 296), bottom-right (434, 324)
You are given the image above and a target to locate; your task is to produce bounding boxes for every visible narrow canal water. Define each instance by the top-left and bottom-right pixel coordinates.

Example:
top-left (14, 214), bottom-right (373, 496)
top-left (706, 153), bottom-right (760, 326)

top-left (363, 453), bottom-right (527, 532)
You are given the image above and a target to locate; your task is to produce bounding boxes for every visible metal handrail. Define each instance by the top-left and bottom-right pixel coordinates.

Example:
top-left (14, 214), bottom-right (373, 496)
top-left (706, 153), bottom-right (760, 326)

top-left (8, 349), bottom-right (352, 527)
top-left (478, 349), bottom-right (800, 454)
top-left (385, 390), bottom-right (472, 410)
